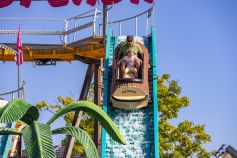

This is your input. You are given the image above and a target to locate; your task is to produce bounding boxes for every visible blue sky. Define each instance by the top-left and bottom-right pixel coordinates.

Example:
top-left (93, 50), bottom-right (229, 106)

top-left (0, 0), bottom-right (237, 153)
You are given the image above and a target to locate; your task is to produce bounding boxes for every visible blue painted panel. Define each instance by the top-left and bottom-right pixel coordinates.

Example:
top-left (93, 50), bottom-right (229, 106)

top-left (0, 123), bottom-right (12, 157)
top-left (102, 27), bottom-right (113, 158)
top-left (151, 27), bottom-right (159, 158)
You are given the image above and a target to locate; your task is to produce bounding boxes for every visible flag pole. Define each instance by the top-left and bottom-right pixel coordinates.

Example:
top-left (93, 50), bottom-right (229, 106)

top-left (17, 25), bottom-right (21, 98)
top-left (18, 56), bottom-right (20, 98)
top-left (15, 24), bottom-right (23, 157)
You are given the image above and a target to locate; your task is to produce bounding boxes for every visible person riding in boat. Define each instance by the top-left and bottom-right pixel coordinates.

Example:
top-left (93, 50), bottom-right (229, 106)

top-left (118, 36), bottom-right (143, 78)
top-left (117, 48), bottom-right (142, 78)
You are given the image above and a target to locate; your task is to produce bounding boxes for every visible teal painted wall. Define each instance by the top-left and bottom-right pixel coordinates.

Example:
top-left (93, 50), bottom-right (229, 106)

top-left (0, 122), bottom-right (14, 157)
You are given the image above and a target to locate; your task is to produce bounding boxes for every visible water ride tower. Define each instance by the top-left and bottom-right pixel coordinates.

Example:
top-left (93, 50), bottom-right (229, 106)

top-left (0, 2), bottom-right (158, 157)
top-left (101, 7), bottom-right (159, 158)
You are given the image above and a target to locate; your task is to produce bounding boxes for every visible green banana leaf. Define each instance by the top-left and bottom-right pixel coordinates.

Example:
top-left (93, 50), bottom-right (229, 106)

top-left (22, 121), bottom-right (56, 158)
top-left (0, 127), bottom-right (22, 135)
top-left (0, 99), bottom-right (39, 125)
top-left (47, 101), bottom-right (126, 145)
top-left (52, 126), bottom-right (99, 158)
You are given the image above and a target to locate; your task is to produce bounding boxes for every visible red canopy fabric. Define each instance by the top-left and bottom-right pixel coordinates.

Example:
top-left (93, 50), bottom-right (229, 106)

top-left (72, 0), bottom-right (82, 5)
top-left (20, 0), bottom-right (32, 8)
top-left (101, 0), bottom-right (121, 5)
top-left (0, 0), bottom-right (13, 8)
top-left (0, 0), bottom-right (154, 8)
top-left (144, 0), bottom-right (153, 3)
top-left (130, 0), bottom-right (139, 4)
top-left (86, 0), bottom-right (96, 6)
top-left (48, 0), bottom-right (69, 7)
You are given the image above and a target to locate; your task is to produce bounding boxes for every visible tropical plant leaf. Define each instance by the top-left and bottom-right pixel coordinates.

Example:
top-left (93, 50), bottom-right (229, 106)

top-left (52, 126), bottom-right (99, 158)
top-left (0, 127), bottom-right (22, 135)
top-left (0, 99), bottom-right (39, 125)
top-left (22, 121), bottom-right (55, 158)
top-left (47, 101), bottom-right (126, 145)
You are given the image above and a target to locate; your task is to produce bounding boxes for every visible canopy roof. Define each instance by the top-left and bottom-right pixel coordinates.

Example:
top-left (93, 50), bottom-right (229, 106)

top-left (0, 0), bottom-right (154, 8)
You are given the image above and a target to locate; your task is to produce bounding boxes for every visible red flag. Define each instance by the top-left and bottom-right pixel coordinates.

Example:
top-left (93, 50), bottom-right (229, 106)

top-left (15, 27), bottom-right (23, 66)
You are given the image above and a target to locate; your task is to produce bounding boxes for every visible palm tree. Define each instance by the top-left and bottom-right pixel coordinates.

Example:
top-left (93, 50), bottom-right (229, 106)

top-left (0, 99), bottom-right (126, 158)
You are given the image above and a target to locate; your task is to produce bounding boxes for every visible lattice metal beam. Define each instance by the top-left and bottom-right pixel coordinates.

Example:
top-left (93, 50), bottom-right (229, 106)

top-left (0, 44), bottom-right (17, 54)
top-left (0, 30), bottom-right (63, 35)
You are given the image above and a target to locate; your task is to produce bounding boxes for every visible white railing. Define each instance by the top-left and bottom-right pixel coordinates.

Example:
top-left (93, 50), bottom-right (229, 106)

top-left (0, 5), bottom-right (154, 45)
top-left (0, 82), bottom-right (25, 101)
top-left (99, 6), bottom-right (154, 36)
top-left (0, 9), bottom-right (101, 46)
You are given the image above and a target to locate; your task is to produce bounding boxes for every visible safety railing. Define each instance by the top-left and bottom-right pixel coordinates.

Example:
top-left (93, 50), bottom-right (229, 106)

top-left (0, 81), bottom-right (25, 101)
top-left (99, 6), bottom-right (154, 36)
top-left (0, 6), bottom-right (154, 45)
top-left (0, 9), bottom-right (101, 46)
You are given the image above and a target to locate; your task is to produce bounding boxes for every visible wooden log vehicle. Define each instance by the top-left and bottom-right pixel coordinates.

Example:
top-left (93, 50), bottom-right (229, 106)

top-left (110, 40), bottom-right (149, 109)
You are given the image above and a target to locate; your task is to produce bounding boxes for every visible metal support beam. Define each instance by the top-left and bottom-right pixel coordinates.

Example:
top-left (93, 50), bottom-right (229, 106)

top-left (63, 64), bottom-right (95, 158)
top-left (101, 5), bottom-right (108, 157)
top-left (135, 17), bottom-right (138, 36)
top-left (103, 5), bottom-right (108, 36)
top-left (64, 19), bottom-right (68, 46)
top-left (74, 56), bottom-right (100, 65)
top-left (94, 64), bottom-right (102, 156)
top-left (119, 22), bottom-right (122, 36)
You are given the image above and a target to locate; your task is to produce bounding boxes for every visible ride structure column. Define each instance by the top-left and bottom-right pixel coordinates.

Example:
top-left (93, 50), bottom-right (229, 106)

top-left (101, 27), bottom-right (113, 158)
top-left (152, 26), bottom-right (159, 158)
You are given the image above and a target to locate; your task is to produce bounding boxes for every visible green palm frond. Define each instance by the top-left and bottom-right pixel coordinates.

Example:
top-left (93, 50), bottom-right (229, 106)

top-left (0, 127), bottom-right (22, 135)
top-left (52, 126), bottom-right (99, 158)
top-left (0, 99), bottom-right (39, 125)
top-left (47, 101), bottom-right (126, 145)
top-left (22, 121), bottom-right (55, 158)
